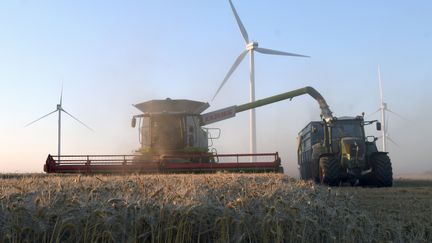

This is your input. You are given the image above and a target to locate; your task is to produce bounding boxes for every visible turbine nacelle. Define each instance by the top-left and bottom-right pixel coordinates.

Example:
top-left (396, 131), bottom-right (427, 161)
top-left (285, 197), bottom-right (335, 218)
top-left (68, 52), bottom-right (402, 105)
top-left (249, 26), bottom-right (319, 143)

top-left (246, 42), bottom-right (259, 50)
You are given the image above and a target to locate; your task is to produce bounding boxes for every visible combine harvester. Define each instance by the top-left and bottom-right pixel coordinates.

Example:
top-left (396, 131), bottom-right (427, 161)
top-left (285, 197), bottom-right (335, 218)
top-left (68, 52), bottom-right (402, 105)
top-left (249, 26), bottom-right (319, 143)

top-left (44, 86), bottom-right (332, 174)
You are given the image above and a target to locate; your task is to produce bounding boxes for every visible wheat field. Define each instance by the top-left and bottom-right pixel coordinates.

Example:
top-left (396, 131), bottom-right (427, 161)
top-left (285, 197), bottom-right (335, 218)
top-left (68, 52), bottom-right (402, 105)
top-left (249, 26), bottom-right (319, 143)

top-left (0, 173), bottom-right (431, 242)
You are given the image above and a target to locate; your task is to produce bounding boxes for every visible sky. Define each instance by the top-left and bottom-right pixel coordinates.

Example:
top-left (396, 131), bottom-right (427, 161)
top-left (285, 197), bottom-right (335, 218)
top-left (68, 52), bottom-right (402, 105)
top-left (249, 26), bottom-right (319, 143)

top-left (0, 0), bottom-right (431, 176)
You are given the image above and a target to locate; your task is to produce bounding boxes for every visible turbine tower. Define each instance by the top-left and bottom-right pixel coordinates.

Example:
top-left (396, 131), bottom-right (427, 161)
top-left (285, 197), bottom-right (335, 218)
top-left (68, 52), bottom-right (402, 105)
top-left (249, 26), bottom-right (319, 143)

top-left (26, 85), bottom-right (93, 161)
top-left (212, 0), bottom-right (309, 156)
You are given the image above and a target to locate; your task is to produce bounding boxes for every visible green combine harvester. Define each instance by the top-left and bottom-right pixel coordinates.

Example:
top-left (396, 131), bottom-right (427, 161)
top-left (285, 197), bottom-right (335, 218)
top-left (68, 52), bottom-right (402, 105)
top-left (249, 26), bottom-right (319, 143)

top-left (44, 86), bottom-right (330, 175)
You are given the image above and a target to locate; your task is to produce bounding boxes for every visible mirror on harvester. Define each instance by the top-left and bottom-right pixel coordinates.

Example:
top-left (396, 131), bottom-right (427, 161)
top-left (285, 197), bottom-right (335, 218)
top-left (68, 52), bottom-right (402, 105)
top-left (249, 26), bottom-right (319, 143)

top-left (131, 117), bottom-right (136, 128)
top-left (376, 122), bottom-right (381, 131)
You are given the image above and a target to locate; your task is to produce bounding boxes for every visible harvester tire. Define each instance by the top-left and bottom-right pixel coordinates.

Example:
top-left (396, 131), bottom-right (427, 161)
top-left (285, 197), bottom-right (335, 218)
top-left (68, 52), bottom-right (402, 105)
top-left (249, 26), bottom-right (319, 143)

top-left (371, 154), bottom-right (393, 187)
top-left (319, 156), bottom-right (340, 186)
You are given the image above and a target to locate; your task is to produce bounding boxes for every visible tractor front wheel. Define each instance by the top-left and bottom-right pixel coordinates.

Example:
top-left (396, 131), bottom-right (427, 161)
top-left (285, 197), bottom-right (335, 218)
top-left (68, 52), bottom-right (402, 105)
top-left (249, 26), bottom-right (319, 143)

top-left (371, 154), bottom-right (393, 187)
top-left (319, 156), bottom-right (341, 186)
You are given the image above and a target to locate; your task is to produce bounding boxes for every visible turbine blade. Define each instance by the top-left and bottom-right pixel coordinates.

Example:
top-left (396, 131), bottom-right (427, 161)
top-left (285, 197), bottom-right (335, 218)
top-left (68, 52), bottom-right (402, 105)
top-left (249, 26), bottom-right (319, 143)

top-left (378, 65), bottom-right (384, 104)
top-left (387, 136), bottom-right (399, 147)
top-left (255, 47), bottom-right (309, 57)
top-left (212, 50), bottom-right (248, 100)
top-left (228, 0), bottom-right (249, 44)
top-left (62, 109), bottom-right (93, 131)
top-left (25, 109), bottom-right (58, 127)
top-left (366, 108), bottom-right (381, 118)
top-left (386, 108), bottom-right (408, 121)
top-left (60, 82), bottom-right (63, 106)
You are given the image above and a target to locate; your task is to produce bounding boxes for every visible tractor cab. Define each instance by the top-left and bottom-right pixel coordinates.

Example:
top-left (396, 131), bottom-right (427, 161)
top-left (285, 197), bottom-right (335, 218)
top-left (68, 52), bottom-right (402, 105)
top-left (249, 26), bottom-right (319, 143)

top-left (326, 117), bottom-right (367, 171)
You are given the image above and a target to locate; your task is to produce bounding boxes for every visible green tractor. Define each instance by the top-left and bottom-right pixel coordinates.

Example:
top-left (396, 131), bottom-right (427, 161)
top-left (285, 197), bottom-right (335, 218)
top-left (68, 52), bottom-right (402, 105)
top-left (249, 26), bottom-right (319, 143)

top-left (298, 115), bottom-right (393, 187)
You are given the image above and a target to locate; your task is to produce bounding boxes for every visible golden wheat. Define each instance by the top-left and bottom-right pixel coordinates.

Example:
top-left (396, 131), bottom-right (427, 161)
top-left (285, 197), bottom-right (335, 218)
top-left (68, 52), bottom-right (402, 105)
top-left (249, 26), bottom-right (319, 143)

top-left (0, 174), bottom-right (430, 242)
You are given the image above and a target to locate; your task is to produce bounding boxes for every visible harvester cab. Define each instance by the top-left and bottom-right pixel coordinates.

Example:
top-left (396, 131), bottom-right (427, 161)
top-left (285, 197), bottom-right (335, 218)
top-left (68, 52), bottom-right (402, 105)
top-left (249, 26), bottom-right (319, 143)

top-left (298, 115), bottom-right (393, 187)
top-left (131, 99), bottom-right (212, 157)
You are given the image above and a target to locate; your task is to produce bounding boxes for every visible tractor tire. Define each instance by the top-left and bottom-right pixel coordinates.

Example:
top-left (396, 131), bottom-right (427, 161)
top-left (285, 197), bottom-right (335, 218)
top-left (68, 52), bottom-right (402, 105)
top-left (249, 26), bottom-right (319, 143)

top-left (371, 153), bottom-right (393, 187)
top-left (319, 156), bottom-right (341, 186)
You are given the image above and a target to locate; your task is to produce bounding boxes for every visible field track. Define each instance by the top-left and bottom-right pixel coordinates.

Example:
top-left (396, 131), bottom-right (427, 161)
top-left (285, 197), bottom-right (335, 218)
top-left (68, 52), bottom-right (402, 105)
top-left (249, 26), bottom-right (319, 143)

top-left (0, 173), bottom-right (431, 242)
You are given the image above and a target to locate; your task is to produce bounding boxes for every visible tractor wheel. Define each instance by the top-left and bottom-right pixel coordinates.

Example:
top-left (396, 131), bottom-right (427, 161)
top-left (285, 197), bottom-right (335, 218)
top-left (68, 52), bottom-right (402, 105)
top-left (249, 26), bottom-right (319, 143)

top-left (371, 154), bottom-right (393, 187)
top-left (319, 156), bottom-right (341, 186)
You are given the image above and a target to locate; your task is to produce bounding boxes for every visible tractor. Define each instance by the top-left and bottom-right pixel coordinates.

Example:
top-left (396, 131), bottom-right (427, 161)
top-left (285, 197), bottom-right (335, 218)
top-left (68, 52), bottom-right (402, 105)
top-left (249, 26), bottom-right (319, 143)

top-left (297, 115), bottom-right (393, 187)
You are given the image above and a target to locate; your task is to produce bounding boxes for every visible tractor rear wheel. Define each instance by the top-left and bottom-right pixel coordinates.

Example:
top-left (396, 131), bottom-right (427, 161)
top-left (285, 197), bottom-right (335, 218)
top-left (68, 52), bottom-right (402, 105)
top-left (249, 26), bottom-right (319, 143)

top-left (371, 153), bottom-right (393, 187)
top-left (319, 156), bottom-right (340, 186)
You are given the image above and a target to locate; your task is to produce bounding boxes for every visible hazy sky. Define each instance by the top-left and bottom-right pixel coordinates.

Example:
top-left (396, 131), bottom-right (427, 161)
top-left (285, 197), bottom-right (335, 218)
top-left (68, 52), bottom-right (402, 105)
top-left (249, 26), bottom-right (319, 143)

top-left (0, 1), bottom-right (431, 176)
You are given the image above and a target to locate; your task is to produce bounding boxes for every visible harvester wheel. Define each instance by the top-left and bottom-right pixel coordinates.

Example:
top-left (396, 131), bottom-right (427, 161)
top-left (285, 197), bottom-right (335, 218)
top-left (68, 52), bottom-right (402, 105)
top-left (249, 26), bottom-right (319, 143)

top-left (319, 156), bottom-right (340, 186)
top-left (371, 154), bottom-right (393, 187)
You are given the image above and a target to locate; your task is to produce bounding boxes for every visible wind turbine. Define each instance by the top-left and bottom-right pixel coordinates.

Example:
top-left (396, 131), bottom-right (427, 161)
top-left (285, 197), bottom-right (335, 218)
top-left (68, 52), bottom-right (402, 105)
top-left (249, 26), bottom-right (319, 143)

top-left (374, 66), bottom-right (403, 152)
top-left (212, 0), bottom-right (309, 156)
top-left (26, 85), bottom-right (93, 162)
